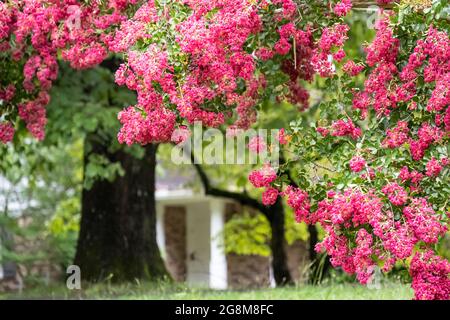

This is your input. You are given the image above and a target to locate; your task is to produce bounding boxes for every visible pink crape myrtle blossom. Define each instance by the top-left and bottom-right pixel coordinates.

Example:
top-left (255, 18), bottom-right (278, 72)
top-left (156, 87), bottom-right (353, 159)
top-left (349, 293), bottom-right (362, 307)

top-left (331, 119), bottom-right (362, 139)
top-left (425, 157), bottom-right (443, 177)
top-left (277, 128), bottom-right (289, 145)
top-left (343, 60), bottom-right (365, 76)
top-left (262, 187), bottom-right (279, 206)
top-left (381, 182), bottom-right (408, 206)
top-left (0, 122), bottom-right (15, 143)
top-left (410, 250), bottom-right (450, 300)
top-left (349, 155), bottom-right (366, 172)
top-left (403, 198), bottom-right (447, 244)
top-left (248, 164), bottom-right (277, 188)
top-left (382, 121), bottom-right (409, 149)
top-left (283, 186), bottom-right (311, 223)
top-left (333, 0), bottom-right (352, 17)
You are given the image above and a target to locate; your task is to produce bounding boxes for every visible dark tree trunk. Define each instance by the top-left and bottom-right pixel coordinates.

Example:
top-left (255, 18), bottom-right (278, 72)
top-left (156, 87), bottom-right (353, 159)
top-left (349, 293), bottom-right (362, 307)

top-left (74, 134), bottom-right (168, 282)
top-left (267, 199), bottom-right (294, 286)
top-left (308, 224), bottom-right (318, 263)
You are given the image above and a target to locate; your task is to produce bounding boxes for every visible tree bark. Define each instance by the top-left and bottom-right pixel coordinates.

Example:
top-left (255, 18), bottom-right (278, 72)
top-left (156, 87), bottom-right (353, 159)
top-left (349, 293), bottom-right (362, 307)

top-left (74, 134), bottom-right (168, 282)
top-left (266, 198), bottom-right (294, 286)
top-left (308, 225), bottom-right (318, 263)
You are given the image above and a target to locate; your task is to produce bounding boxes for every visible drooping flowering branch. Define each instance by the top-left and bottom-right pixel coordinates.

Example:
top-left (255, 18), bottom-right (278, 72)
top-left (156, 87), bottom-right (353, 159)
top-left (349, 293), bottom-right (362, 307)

top-left (0, 0), bottom-right (143, 141)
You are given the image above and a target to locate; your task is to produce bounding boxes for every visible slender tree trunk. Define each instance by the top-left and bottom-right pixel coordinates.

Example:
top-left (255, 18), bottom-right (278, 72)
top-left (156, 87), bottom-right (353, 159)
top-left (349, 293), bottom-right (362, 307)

top-left (308, 225), bottom-right (318, 263)
top-left (74, 134), bottom-right (168, 282)
top-left (267, 198), bottom-right (294, 286)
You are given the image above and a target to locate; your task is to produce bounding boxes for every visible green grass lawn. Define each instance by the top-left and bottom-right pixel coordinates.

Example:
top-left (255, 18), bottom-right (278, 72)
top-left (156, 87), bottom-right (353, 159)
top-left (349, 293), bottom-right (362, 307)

top-left (0, 281), bottom-right (413, 300)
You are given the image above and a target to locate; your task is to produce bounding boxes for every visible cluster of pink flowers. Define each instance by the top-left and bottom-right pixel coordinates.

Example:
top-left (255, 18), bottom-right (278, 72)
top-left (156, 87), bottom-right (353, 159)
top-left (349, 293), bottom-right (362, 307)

top-left (349, 155), bottom-right (366, 173)
top-left (248, 164), bottom-right (277, 188)
top-left (343, 60), bottom-right (365, 77)
top-left (0, 2), bottom-right (12, 43)
top-left (381, 182), bottom-right (408, 206)
top-left (1, 0), bottom-right (324, 145)
top-left (382, 121), bottom-right (409, 149)
top-left (410, 123), bottom-right (443, 161)
top-left (105, 2), bottom-right (155, 53)
top-left (313, 189), bottom-right (382, 227)
top-left (278, 24), bottom-right (314, 110)
top-left (286, 81), bottom-right (310, 111)
top-left (331, 118), bottom-right (362, 139)
top-left (381, 221), bottom-right (416, 260)
top-left (333, 0), bottom-right (352, 17)
top-left (114, 0), bottom-right (314, 145)
top-left (270, 0), bottom-right (297, 20)
top-left (0, 122), bottom-right (15, 144)
top-left (313, 191), bottom-right (382, 277)
top-left (403, 198), bottom-right (447, 244)
top-left (311, 23), bottom-right (349, 77)
top-left (174, 0), bottom-right (263, 130)
top-left (425, 157), bottom-right (445, 178)
top-left (353, 229), bottom-right (375, 284)
top-left (283, 186), bottom-right (311, 222)
top-left (256, 47), bottom-right (274, 61)
top-left (262, 187), bottom-right (279, 206)
top-left (117, 107), bottom-right (176, 145)
top-left (401, 27), bottom-right (450, 112)
top-left (270, 9), bottom-right (450, 300)
top-left (445, 106), bottom-right (450, 132)
top-left (398, 166), bottom-right (424, 186)
top-left (355, 16), bottom-right (400, 115)
top-left (277, 128), bottom-right (289, 145)
top-left (18, 92), bottom-right (50, 141)
top-left (364, 23), bottom-right (450, 171)
top-left (315, 229), bottom-right (356, 275)
top-left (317, 118), bottom-right (362, 140)
top-left (171, 126), bottom-right (191, 145)
top-left (307, 186), bottom-right (448, 294)
top-left (410, 250), bottom-right (450, 300)
top-left (365, 17), bottom-right (399, 67)
top-left (0, 84), bottom-right (16, 101)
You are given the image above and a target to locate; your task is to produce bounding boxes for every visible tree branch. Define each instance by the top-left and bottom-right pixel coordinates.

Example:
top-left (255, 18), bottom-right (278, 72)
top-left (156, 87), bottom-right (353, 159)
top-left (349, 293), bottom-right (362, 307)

top-left (190, 152), bottom-right (270, 216)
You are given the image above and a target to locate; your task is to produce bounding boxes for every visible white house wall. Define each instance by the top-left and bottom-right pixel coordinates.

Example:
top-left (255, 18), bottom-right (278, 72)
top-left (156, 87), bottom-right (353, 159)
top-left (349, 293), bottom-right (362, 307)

top-left (186, 202), bottom-right (211, 286)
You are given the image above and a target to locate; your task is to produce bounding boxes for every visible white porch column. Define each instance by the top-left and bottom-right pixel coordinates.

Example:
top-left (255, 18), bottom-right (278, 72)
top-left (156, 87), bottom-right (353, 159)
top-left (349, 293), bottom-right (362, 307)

top-left (156, 203), bottom-right (166, 260)
top-left (209, 199), bottom-right (227, 289)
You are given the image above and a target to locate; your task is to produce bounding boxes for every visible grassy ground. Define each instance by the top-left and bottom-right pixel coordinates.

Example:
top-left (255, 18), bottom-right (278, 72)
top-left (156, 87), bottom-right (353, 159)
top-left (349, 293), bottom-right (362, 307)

top-left (0, 281), bottom-right (413, 300)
